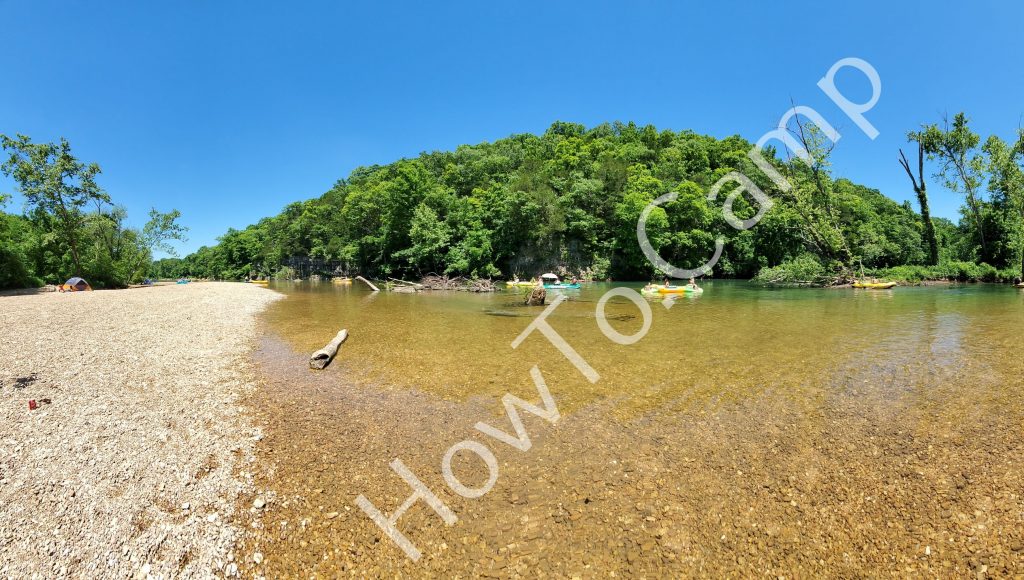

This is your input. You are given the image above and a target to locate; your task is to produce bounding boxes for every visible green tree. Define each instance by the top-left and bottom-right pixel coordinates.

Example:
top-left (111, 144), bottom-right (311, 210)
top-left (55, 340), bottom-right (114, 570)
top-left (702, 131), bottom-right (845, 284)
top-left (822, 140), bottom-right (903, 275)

top-left (918, 113), bottom-right (988, 259)
top-left (1, 134), bottom-right (109, 276)
top-left (394, 203), bottom-right (451, 272)
top-left (982, 132), bottom-right (1024, 276)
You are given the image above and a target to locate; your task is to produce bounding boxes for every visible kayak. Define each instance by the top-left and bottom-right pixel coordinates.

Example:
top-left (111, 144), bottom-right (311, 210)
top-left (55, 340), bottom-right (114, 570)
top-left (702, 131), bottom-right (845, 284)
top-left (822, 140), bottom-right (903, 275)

top-left (250, 280), bottom-right (269, 285)
top-left (506, 281), bottom-right (537, 287)
top-left (852, 282), bottom-right (897, 289)
top-left (332, 277), bottom-right (352, 284)
top-left (658, 285), bottom-right (703, 294)
top-left (544, 283), bottom-right (581, 289)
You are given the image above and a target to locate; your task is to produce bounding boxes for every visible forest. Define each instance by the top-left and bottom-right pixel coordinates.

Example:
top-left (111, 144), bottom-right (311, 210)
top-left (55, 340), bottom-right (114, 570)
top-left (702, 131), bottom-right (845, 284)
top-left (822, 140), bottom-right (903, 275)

top-left (4, 116), bottom-right (1024, 289)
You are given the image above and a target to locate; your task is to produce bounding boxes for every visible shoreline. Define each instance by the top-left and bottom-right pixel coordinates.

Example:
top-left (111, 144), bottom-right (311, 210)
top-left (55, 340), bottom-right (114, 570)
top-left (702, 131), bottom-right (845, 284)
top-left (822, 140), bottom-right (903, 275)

top-left (0, 283), bottom-right (282, 578)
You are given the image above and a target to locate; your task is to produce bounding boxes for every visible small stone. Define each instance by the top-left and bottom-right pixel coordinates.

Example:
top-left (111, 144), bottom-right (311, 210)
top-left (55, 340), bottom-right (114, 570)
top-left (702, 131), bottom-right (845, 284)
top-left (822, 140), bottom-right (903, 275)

top-left (325, 511), bottom-right (339, 519)
top-left (181, 502), bottom-right (190, 511)
top-left (253, 552), bottom-right (264, 564)
top-left (253, 497), bottom-right (266, 509)
top-left (207, 513), bottom-right (218, 523)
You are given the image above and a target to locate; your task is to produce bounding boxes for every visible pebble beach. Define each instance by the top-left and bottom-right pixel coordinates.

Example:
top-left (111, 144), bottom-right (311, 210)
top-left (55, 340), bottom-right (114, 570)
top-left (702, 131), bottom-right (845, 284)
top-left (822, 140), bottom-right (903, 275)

top-left (0, 283), bottom-right (281, 578)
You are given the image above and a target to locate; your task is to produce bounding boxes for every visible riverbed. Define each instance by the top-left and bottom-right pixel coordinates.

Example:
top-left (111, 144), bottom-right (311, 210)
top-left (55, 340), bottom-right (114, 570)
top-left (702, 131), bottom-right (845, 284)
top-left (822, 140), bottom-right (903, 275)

top-left (239, 281), bottom-right (1024, 576)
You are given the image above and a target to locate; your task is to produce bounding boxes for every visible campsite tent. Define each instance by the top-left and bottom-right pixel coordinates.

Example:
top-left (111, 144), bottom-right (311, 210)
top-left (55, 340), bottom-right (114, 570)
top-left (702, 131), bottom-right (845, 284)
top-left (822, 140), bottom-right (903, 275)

top-left (60, 277), bottom-right (92, 292)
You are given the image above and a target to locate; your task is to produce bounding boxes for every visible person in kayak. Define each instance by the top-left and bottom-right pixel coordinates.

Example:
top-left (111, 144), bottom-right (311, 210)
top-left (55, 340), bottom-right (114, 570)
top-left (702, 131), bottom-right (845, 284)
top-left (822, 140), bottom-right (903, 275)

top-left (687, 277), bottom-right (700, 291)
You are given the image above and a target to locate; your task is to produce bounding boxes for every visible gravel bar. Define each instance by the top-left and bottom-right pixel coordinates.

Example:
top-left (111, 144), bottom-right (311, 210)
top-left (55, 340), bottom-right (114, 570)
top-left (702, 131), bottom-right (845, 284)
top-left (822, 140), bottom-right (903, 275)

top-left (0, 282), bottom-right (282, 578)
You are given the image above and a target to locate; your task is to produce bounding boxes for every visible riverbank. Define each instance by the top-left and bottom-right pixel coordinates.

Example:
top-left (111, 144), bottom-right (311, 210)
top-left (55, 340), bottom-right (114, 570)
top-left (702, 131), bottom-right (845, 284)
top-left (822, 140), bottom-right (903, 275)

top-left (0, 282), bottom-right (282, 578)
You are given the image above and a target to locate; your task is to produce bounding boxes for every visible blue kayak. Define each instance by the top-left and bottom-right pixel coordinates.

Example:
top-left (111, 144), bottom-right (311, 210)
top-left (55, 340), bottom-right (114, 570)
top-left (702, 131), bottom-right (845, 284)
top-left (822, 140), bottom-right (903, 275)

top-left (543, 283), bottom-right (581, 289)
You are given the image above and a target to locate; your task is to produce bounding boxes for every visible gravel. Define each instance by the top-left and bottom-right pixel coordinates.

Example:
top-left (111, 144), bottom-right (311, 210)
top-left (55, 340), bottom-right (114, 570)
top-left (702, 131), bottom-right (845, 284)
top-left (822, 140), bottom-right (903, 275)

top-left (0, 282), bottom-right (281, 578)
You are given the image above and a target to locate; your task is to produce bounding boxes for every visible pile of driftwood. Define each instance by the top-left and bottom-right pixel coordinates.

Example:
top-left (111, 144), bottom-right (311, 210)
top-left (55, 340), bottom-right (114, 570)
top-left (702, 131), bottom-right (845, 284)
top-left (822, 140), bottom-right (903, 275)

top-left (419, 275), bottom-right (495, 292)
top-left (386, 278), bottom-right (422, 293)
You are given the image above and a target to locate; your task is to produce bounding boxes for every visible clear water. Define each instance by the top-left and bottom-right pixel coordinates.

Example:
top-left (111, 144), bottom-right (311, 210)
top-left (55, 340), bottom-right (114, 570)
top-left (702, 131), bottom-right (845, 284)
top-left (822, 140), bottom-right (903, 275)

top-left (240, 281), bottom-right (1024, 576)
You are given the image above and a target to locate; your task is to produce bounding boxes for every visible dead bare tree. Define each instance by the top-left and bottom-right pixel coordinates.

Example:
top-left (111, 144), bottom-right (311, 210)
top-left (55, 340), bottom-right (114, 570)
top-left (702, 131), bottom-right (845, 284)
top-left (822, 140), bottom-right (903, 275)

top-left (899, 141), bottom-right (940, 265)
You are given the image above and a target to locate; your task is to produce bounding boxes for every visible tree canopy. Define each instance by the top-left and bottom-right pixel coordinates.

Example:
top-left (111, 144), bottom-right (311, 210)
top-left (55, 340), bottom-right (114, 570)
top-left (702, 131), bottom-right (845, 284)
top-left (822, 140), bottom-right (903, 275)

top-left (4, 119), bottom-right (1023, 289)
top-left (171, 121), bottom-right (1006, 283)
top-left (0, 134), bottom-right (186, 289)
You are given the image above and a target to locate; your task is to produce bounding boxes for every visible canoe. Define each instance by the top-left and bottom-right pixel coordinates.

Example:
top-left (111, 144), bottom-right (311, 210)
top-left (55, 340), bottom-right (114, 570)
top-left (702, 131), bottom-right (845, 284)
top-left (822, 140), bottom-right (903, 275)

top-left (543, 283), bottom-right (581, 289)
top-left (506, 281), bottom-right (537, 287)
top-left (852, 282), bottom-right (897, 289)
top-left (249, 280), bottom-right (269, 285)
top-left (657, 285), bottom-right (703, 294)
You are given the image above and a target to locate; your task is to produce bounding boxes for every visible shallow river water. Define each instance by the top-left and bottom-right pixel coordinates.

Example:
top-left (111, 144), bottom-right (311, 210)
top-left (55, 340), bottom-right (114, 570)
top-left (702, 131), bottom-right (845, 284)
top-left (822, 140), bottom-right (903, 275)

top-left (238, 281), bottom-right (1024, 577)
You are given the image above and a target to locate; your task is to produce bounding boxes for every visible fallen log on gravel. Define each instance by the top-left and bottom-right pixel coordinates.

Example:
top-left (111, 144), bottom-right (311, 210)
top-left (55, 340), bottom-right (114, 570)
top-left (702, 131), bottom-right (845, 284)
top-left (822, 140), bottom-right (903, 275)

top-left (309, 329), bottom-right (349, 370)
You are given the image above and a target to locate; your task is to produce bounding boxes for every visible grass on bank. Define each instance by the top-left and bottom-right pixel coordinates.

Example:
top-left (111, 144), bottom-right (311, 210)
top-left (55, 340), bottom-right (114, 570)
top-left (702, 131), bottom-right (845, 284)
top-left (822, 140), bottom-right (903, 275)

top-left (753, 254), bottom-right (1022, 286)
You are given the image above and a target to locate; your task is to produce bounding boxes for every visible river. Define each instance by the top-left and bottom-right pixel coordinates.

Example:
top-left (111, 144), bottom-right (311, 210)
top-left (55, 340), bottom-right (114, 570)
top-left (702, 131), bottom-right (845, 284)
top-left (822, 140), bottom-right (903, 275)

top-left (238, 280), bottom-right (1024, 576)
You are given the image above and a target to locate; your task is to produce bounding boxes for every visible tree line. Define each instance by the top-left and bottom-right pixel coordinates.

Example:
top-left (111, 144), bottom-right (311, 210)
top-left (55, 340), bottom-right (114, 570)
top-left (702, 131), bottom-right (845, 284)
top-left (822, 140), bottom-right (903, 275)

top-left (4, 117), bottom-right (1023, 289)
top-left (0, 134), bottom-right (186, 289)
top-left (165, 119), bottom-right (1024, 284)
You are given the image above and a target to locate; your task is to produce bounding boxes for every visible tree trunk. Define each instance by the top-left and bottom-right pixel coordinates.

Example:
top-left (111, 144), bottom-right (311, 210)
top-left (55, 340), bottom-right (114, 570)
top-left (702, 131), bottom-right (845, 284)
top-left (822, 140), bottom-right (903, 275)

top-left (918, 184), bottom-right (939, 266)
top-left (63, 220), bottom-right (83, 276)
top-left (899, 145), bottom-right (939, 266)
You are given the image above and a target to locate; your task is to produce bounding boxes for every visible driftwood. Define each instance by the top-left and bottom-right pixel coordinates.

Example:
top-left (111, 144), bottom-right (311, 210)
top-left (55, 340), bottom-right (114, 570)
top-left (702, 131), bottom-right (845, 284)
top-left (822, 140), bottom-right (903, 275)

top-left (388, 277), bottom-right (423, 289)
top-left (355, 276), bottom-right (379, 292)
top-left (419, 275), bottom-right (496, 292)
top-left (309, 329), bottom-right (349, 370)
top-left (525, 286), bottom-right (546, 306)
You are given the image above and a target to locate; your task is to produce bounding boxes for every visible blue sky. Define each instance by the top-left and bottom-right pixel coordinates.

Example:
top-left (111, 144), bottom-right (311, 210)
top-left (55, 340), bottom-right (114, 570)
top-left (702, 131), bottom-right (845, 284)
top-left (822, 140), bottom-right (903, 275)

top-left (2, 0), bottom-right (1022, 256)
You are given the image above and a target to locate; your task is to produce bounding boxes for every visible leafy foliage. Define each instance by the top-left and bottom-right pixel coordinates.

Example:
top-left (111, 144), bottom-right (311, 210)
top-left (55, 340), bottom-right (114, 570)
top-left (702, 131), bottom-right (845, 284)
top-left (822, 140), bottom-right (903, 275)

top-left (169, 122), bottom-right (957, 282)
top-left (0, 135), bottom-right (185, 289)
top-left (5, 118), bottom-right (1024, 289)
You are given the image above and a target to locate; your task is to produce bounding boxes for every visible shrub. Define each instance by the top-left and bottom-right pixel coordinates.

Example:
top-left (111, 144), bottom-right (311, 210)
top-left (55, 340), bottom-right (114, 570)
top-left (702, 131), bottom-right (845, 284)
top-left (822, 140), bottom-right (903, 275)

top-left (873, 261), bottom-right (1017, 283)
top-left (753, 254), bottom-right (832, 286)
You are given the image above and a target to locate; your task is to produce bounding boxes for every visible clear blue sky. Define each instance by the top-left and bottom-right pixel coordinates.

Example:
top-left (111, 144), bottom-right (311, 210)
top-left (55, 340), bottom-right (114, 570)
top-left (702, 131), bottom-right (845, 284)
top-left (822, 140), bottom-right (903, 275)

top-left (2, 0), bottom-right (1022, 256)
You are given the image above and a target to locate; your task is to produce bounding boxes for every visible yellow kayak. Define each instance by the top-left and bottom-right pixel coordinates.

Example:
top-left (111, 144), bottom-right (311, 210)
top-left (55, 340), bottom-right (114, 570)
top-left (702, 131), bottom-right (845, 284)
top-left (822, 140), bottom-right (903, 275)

top-left (852, 281), bottom-right (896, 289)
top-left (250, 280), bottom-right (269, 285)
top-left (506, 280), bottom-right (538, 287)
top-left (332, 277), bottom-right (352, 284)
